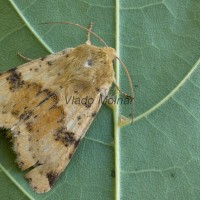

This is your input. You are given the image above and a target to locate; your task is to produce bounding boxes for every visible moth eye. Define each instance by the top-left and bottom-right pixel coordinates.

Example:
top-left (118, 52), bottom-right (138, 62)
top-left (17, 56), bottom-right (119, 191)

top-left (84, 59), bottom-right (93, 68)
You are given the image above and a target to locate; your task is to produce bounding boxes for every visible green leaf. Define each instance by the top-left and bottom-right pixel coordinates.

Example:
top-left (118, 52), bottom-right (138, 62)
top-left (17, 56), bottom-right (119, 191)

top-left (1, 0), bottom-right (200, 199)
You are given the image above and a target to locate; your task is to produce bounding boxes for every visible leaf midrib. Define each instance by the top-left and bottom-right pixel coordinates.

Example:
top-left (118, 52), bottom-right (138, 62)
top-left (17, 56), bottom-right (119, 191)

top-left (114, 0), bottom-right (120, 200)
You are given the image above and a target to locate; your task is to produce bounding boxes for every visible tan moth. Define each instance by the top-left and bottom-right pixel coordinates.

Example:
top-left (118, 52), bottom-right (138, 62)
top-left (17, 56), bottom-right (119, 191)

top-left (0, 22), bottom-right (134, 193)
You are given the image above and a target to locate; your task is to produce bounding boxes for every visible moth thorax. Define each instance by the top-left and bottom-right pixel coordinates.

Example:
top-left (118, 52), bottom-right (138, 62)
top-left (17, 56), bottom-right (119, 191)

top-left (102, 47), bottom-right (116, 62)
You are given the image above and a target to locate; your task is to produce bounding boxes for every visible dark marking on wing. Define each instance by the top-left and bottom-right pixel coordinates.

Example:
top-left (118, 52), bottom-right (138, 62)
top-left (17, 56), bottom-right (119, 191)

top-left (36, 96), bottom-right (49, 107)
top-left (55, 127), bottom-right (76, 147)
top-left (36, 88), bottom-right (51, 96)
top-left (14, 131), bottom-right (20, 136)
top-left (50, 93), bottom-right (59, 103)
top-left (77, 116), bottom-right (81, 120)
top-left (11, 110), bottom-right (20, 116)
top-left (26, 122), bottom-right (33, 132)
top-left (74, 139), bottom-right (80, 148)
top-left (91, 112), bottom-right (96, 117)
top-left (19, 161), bottom-right (25, 168)
top-left (46, 172), bottom-right (59, 187)
top-left (7, 68), bottom-right (24, 91)
top-left (20, 110), bottom-right (33, 121)
top-left (47, 61), bottom-right (54, 65)
top-left (69, 153), bottom-right (73, 159)
top-left (65, 132), bottom-right (76, 144)
top-left (33, 186), bottom-right (38, 191)
top-left (96, 88), bottom-right (100, 92)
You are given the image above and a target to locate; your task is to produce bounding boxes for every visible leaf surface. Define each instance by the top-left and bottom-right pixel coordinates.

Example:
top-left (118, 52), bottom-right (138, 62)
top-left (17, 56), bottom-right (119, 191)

top-left (0, 0), bottom-right (200, 200)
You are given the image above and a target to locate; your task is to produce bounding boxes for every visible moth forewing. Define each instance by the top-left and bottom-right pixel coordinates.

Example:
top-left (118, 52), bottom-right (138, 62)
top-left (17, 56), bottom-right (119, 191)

top-left (0, 44), bottom-right (116, 193)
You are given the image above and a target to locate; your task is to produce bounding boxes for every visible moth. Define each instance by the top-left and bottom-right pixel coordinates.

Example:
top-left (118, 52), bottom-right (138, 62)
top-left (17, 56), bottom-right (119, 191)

top-left (0, 22), bottom-right (133, 193)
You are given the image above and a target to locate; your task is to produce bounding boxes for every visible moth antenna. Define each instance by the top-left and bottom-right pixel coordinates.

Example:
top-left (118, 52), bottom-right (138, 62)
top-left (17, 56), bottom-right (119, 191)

top-left (85, 22), bottom-right (94, 45)
top-left (113, 78), bottom-right (130, 98)
top-left (41, 21), bottom-right (108, 47)
top-left (42, 21), bottom-right (134, 121)
top-left (116, 56), bottom-right (135, 122)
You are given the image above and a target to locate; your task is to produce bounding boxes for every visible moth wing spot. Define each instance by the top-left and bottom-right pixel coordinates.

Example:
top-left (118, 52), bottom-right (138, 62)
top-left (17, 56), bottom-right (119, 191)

top-left (69, 153), bottom-right (73, 159)
top-left (11, 110), bottom-right (20, 116)
top-left (74, 139), bottom-right (81, 148)
top-left (96, 88), bottom-right (100, 92)
top-left (54, 128), bottom-right (77, 147)
top-left (47, 61), bottom-right (53, 66)
top-left (91, 112), bottom-right (96, 117)
top-left (46, 172), bottom-right (59, 188)
top-left (77, 116), bottom-right (81, 120)
top-left (84, 59), bottom-right (92, 68)
top-left (7, 68), bottom-right (24, 91)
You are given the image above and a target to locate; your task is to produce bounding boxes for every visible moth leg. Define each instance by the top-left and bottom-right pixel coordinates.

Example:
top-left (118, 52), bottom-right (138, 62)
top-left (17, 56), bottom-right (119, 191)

top-left (85, 22), bottom-right (94, 45)
top-left (17, 52), bottom-right (33, 61)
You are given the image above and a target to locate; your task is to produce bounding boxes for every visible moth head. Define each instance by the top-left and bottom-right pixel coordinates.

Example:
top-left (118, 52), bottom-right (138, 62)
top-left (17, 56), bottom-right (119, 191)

top-left (101, 47), bottom-right (116, 62)
top-left (67, 44), bottom-right (115, 91)
top-left (71, 44), bottom-right (116, 66)
top-left (82, 46), bottom-right (116, 71)
top-left (72, 44), bottom-right (115, 73)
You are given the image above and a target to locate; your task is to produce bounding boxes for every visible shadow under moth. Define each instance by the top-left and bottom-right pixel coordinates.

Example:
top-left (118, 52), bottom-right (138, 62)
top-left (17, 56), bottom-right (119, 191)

top-left (0, 22), bottom-right (134, 193)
